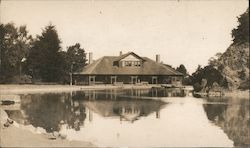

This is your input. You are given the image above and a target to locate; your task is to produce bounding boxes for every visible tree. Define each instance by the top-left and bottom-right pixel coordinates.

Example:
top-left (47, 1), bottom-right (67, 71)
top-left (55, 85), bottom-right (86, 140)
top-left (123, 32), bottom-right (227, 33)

top-left (0, 23), bottom-right (32, 83)
top-left (27, 24), bottom-right (64, 82)
top-left (191, 65), bottom-right (228, 92)
top-left (232, 8), bottom-right (249, 44)
top-left (66, 43), bottom-right (87, 73)
top-left (176, 64), bottom-right (187, 75)
top-left (176, 64), bottom-right (192, 85)
top-left (208, 52), bottom-right (223, 68)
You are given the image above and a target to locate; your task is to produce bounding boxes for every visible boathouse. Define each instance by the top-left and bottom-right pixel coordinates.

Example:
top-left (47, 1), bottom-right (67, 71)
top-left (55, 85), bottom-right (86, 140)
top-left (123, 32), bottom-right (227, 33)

top-left (73, 52), bottom-right (183, 85)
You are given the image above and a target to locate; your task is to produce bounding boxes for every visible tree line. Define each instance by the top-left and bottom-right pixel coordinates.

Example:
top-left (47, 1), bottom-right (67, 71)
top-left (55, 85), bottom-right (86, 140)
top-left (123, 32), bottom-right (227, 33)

top-left (1, 7), bottom-right (248, 87)
top-left (0, 23), bottom-right (87, 84)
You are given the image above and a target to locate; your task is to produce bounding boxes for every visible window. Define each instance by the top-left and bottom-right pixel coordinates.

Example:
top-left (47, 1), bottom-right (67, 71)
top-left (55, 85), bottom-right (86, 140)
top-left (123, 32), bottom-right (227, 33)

top-left (125, 61), bottom-right (132, 66)
top-left (135, 61), bottom-right (141, 67)
top-left (123, 61), bottom-right (141, 67)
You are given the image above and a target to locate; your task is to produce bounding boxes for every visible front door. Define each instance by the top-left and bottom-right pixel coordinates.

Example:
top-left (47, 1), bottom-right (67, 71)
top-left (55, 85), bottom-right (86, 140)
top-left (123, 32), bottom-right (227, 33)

top-left (111, 76), bottom-right (117, 84)
top-left (131, 76), bottom-right (137, 84)
top-left (89, 76), bottom-right (95, 85)
top-left (152, 76), bottom-right (158, 84)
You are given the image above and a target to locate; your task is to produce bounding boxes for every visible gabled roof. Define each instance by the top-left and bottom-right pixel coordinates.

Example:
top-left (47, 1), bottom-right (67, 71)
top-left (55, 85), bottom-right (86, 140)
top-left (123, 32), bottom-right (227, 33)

top-left (115, 52), bottom-right (146, 61)
top-left (76, 52), bottom-right (183, 76)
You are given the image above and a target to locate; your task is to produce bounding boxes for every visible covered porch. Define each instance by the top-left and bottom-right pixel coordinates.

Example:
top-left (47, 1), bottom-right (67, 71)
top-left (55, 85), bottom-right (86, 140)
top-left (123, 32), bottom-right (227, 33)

top-left (72, 74), bottom-right (183, 85)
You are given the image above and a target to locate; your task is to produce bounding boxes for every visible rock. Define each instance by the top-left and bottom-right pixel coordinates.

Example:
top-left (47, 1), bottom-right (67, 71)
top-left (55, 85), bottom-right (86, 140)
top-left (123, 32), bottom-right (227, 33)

top-left (53, 131), bottom-right (60, 137)
top-left (219, 43), bottom-right (249, 89)
top-left (59, 133), bottom-right (67, 139)
top-left (0, 109), bottom-right (9, 126)
top-left (36, 127), bottom-right (47, 134)
top-left (13, 121), bottom-right (20, 128)
top-left (47, 133), bottom-right (57, 140)
top-left (7, 118), bottom-right (14, 124)
top-left (4, 122), bottom-right (10, 127)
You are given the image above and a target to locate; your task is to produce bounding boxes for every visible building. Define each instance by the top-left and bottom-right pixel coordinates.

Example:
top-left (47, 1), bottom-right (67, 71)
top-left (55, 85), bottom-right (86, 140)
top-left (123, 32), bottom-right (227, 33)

top-left (73, 52), bottom-right (183, 85)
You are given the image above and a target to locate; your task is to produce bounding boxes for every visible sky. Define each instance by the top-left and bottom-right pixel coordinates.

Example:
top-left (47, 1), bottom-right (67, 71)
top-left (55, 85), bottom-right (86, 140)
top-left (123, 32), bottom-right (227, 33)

top-left (0, 0), bottom-right (248, 73)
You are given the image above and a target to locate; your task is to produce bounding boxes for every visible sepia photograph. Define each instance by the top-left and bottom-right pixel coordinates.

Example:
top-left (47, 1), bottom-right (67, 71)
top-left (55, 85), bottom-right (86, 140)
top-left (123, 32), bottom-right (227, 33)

top-left (0, 0), bottom-right (249, 147)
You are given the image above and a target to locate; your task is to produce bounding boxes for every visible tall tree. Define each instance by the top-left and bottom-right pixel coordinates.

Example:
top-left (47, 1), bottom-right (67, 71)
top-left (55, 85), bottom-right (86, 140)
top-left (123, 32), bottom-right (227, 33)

top-left (27, 24), bottom-right (64, 82)
top-left (0, 23), bottom-right (32, 83)
top-left (232, 8), bottom-right (249, 44)
top-left (66, 43), bottom-right (87, 73)
top-left (176, 64), bottom-right (188, 75)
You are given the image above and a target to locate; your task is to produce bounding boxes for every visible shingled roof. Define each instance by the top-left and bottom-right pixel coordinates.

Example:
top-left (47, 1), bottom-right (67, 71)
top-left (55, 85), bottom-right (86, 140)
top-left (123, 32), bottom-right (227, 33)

top-left (76, 52), bottom-right (183, 76)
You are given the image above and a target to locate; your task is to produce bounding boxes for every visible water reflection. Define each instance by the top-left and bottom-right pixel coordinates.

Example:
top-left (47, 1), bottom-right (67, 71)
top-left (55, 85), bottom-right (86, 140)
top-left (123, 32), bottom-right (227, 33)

top-left (203, 98), bottom-right (250, 147)
top-left (3, 88), bottom-right (248, 146)
top-left (6, 93), bottom-right (87, 132)
top-left (73, 88), bottom-right (186, 100)
top-left (83, 99), bottom-right (165, 122)
top-left (6, 89), bottom-right (170, 133)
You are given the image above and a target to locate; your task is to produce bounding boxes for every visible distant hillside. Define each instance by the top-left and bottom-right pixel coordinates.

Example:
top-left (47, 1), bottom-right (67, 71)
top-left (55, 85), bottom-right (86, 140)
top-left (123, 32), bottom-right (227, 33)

top-left (218, 42), bottom-right (249, 89)
top-left (218, 8), bottom-right (249, 90)
top-left (192, 8), bottom-right (249, 91)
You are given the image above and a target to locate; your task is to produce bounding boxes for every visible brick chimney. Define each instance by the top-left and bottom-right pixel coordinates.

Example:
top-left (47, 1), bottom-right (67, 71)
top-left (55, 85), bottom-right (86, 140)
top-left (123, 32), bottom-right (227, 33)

top-left (156, 54), bottom-right (160, 63)
top-left (119, 51), bottom-right (123, 56)
top-left (89, 52), bottom-right (93, 64)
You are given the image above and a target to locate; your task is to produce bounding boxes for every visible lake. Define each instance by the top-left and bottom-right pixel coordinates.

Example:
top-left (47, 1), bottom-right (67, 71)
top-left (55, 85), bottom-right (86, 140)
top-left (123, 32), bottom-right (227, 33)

top-left (4, 88), bottom-right (250, 147)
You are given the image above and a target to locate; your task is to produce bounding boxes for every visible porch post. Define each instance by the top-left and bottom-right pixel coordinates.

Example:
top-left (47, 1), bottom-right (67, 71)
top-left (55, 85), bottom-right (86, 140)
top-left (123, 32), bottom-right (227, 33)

top-left (88, 76), bottom-right (91, 85)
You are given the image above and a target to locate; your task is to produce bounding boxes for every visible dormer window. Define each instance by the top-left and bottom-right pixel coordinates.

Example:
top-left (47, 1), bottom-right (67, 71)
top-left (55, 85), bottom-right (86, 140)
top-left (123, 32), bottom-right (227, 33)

top-left (123, 61), bottom-right (142, 67)
top-left (115, 52), bottom-right (146, 68)
top-left (134, 61), bottom-right (141, 67)
top-left (125, 61), bottom-right (132, 66)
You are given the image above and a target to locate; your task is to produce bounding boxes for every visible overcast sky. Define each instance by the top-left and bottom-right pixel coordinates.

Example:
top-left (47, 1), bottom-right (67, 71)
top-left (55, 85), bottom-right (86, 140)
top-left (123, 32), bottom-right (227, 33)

top-left (0, 0), bottom-right (248, 73)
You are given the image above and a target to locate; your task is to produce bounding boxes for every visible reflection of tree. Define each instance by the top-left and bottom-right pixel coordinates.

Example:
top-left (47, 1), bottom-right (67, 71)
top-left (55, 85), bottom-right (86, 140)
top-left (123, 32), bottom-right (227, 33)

top-left (66, 97), bottom-right (86, 131)
top-left (20, 93), bottom-right (86, 132)
top-left (203, 99), bottom-right (250, 146)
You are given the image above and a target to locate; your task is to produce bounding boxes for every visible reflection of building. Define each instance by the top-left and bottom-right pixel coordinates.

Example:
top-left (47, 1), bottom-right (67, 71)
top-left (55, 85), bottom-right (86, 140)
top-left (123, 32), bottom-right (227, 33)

top-left (73, 52), bottom-right (183, 85)
top-left (119, 107), bottom-right (141, 122)
top-left (78, 88), bottom-right (185, 101)
top-left (82, 99), bottom-right (166, 123)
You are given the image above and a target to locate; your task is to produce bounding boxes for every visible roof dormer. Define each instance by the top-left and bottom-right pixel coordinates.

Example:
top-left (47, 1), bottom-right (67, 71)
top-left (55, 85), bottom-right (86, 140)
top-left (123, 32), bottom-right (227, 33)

top-left (114, 52), bottom-right (145, 67)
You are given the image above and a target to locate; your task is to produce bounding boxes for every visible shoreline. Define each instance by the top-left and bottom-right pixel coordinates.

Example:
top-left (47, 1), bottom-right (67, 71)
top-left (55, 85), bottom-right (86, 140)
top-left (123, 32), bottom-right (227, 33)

top-left (224, 90), bottom-right (250, 99)
top-left (0, 126), bottom-right (96, 147)
top-left (0, 84), bottom-right (248, 98)
top-left (0, 108), bottom-right (95, 147)
top-left (0, 84), bottom-right (157, 95)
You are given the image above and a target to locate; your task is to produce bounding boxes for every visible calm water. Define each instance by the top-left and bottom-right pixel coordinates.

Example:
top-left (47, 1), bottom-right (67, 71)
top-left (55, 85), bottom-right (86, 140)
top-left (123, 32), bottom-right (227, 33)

top-left (5, 88), bottom-right (250, 147)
